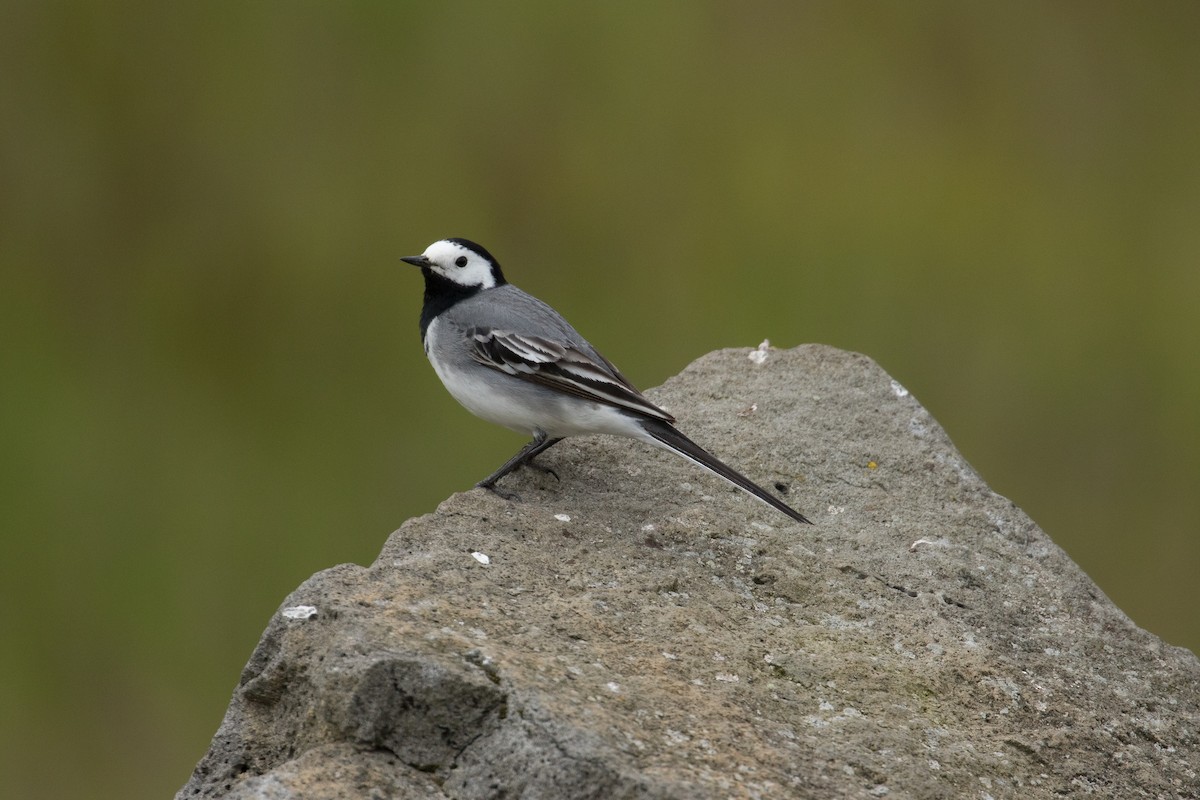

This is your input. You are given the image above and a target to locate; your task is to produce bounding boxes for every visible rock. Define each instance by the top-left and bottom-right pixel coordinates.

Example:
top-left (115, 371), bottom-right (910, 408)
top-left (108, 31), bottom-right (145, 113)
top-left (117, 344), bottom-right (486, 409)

top-left (177, 345), bottom-right (1200, 799)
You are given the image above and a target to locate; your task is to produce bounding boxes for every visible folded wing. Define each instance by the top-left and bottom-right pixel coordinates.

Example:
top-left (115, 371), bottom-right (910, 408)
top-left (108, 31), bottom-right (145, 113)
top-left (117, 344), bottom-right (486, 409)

top-left (466, 327), bottom-right (676, 424)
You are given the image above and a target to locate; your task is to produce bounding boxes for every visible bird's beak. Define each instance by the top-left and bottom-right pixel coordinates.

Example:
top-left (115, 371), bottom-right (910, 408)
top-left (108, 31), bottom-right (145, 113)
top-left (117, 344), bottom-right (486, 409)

top-left (400, 255), bottom-right (431, 268)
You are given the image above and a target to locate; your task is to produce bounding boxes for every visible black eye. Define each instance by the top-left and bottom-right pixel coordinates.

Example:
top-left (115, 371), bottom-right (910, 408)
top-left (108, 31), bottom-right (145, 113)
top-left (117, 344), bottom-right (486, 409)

top-left (455, 256), bottom-right (468, 268)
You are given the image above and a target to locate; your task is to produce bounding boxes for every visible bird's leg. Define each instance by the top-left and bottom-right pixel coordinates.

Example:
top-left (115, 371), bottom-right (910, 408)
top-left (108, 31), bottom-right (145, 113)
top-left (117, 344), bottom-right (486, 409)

top-left (477, 434), bottom-right (564, 498)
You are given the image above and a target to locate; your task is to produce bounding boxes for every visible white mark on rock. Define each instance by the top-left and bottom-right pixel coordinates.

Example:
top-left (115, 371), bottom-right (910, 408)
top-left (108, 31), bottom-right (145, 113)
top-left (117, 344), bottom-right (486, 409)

top-left (281, 605), bottom-right (318, 621)
top-left (606, 681), bottom-right (621, 693)
top-left (748, 339), bottom-right (771, 365)
top-left (554, 513), bottom-right (571, 522)
top-left (890, 379), bottom-right (909, 398)
top-left (909, 538), bottom-right (936, 551)
top-left (715, 673), bottom-right (740, 683)
top-left (471, 551), bottom-right (490, 565)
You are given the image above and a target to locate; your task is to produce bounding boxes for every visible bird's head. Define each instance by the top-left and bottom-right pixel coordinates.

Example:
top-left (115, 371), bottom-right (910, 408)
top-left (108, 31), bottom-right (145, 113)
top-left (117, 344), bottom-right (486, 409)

top-left (401, 238), bottom-right (506, 290)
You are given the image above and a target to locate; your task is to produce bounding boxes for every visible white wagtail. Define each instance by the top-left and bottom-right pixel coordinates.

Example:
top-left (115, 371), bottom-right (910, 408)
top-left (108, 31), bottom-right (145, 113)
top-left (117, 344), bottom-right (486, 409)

top-left (401, 238), bottom-right (811, 524)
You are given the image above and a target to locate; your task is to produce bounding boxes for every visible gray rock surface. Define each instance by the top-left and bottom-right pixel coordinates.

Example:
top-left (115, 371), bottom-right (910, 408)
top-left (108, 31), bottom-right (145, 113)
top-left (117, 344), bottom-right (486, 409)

top-left (177, 344), bottom-right (1200, 799)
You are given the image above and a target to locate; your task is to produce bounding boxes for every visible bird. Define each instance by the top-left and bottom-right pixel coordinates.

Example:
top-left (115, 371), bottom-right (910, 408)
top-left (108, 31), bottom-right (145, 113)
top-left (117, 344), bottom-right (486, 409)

top-left (400, 238), bottom-right (811, 524)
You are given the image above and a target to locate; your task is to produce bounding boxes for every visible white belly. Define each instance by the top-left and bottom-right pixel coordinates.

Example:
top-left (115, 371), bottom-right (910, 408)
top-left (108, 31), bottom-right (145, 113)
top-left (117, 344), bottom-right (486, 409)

top-left (425, 318), bottom-right (646, 440)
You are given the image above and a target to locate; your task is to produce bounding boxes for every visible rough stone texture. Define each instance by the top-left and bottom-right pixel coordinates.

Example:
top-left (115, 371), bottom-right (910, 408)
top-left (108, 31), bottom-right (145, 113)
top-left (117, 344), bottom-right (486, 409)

top-left (178, 345), bottom-right (1200, 799)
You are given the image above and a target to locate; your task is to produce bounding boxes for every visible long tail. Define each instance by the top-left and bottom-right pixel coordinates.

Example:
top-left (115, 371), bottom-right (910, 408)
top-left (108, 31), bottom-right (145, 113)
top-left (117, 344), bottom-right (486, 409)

top-left (639, 419), bottom-right (811, 524)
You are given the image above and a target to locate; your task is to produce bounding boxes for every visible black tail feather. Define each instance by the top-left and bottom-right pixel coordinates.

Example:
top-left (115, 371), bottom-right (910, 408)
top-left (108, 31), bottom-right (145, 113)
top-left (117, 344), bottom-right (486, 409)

top-left (640, 420), bottom-right (811, 525)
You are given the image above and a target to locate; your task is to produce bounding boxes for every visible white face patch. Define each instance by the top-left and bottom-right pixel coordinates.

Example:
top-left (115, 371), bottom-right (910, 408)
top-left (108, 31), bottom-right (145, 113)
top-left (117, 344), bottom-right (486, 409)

top-left (421, 240), bottom-right (498, 289)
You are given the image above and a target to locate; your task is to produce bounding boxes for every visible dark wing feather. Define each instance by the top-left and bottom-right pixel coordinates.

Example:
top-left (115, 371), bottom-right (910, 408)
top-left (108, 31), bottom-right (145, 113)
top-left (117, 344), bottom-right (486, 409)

top-left (466, 327), bottom-right (675, 423)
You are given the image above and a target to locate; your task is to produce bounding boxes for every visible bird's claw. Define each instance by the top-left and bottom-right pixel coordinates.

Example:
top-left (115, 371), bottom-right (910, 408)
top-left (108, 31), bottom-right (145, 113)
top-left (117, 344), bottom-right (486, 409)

top-left (525, 463), bottom-right (560, 482)
top-left (477, 481), bottom-right (522, 502)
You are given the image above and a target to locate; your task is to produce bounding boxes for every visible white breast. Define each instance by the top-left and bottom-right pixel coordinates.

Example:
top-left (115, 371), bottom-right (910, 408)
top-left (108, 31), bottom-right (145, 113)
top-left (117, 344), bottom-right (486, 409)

top-left (424, 317), bottom-right (648, 441)
top-left (425, 317), bottom-right (537, 434)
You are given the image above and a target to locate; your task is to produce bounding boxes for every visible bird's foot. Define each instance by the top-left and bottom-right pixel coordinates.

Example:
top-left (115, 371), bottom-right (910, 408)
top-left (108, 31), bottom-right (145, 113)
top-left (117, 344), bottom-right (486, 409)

top-left (477, 481), bottom-right (522, 502)
top-left (523, 462), bottom-right (559, 482)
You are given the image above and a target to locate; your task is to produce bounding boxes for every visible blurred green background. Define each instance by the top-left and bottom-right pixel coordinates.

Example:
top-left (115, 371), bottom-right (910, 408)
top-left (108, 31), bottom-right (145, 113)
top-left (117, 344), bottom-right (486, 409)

top-left (2, 3), bottom-right (1198, 798)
